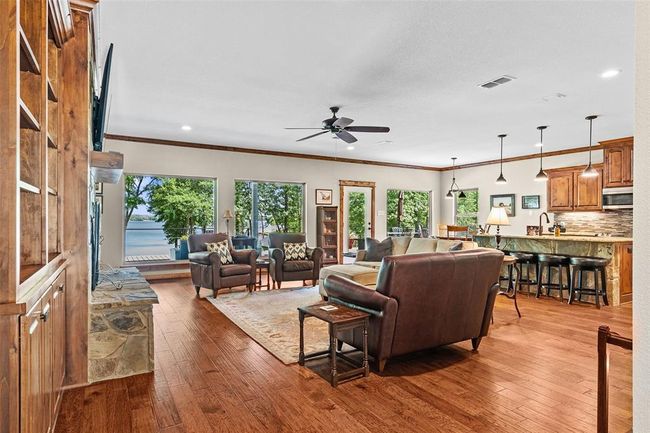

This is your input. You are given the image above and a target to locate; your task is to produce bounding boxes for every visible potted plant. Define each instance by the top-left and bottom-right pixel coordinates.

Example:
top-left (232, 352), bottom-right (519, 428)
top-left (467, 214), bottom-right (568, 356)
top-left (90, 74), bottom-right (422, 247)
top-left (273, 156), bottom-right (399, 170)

top-left (175, 235), bottom-right (189, 260)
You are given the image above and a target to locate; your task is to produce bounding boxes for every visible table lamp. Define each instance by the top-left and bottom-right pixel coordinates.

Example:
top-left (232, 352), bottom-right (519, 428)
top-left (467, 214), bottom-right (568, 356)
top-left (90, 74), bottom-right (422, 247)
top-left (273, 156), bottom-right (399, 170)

top-left (223, 209), bottom-right (234, 236)
top-left (486, 206), bottom-right (510, 249)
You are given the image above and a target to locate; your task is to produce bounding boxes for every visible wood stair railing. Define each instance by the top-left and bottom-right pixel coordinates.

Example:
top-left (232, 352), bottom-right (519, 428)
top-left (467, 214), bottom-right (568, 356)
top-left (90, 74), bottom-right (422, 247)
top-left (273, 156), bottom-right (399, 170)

top-left (597, 325), bottom-right (633, 433)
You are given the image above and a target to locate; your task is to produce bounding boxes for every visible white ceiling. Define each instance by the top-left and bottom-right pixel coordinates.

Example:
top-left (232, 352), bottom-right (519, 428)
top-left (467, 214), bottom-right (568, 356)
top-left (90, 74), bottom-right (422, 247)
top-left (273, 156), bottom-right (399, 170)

top-left (97, 0), bottom-right (634, 167)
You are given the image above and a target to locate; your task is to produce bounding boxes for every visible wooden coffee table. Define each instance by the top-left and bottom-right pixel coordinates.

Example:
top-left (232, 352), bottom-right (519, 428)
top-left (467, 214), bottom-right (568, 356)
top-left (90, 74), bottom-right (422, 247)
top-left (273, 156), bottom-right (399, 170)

top-left (297, 302), bottom-right (369, 387)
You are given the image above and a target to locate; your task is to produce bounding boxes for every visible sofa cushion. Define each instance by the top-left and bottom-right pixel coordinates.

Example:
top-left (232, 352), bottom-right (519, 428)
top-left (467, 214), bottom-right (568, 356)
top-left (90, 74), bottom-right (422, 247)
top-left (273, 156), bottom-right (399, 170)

top-left (220, 263), bottom-right (251, 277)
top-left (365, 237), bottom-right (393, 261)
top-left (284, 242), bottom-right (307, 260)
top-left (354, 261), bottom-right (382, 270)
top-left (405, 238), bottom-right (436, 254)
top-left (206, 240), bottom-right (234, 264)
top-left (318, 264), bottom-right (378, 297)
top-left (435, 239), bottom-right (464, 252)
top-left (283, 260), bottom-right (314, 272)
top-left (391, 236), bottom-right (412, 256)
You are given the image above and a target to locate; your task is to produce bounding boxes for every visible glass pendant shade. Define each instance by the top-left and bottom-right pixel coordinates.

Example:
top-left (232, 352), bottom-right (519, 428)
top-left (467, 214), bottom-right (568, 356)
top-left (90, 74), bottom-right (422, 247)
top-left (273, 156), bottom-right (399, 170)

top-left (581, 115), bottom-right (600, 178)
top-left (495, 134), bottom-right (507, 184)
top-left (534, 126), bottom-right (548, 181)
top-left (446, 157), bottom-right (465, 199)
top-left (581, 164), bottom-right (599, 177)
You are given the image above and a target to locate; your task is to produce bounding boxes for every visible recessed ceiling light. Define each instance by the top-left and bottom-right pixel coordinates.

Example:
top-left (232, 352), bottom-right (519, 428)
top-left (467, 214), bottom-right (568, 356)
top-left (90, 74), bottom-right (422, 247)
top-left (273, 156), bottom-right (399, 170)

top-left (181, 125), bottom-right (192, 131)
top-left (346, 145), bottom-right (355, 150)
top-left (601, 69), bottom-right (621, 79)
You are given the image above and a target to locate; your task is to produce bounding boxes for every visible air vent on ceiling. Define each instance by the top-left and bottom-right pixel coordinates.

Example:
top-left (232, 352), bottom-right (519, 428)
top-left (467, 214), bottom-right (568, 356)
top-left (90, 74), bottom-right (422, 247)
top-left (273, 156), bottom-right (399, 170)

top-left (479, 75), bottom-right (517, 89)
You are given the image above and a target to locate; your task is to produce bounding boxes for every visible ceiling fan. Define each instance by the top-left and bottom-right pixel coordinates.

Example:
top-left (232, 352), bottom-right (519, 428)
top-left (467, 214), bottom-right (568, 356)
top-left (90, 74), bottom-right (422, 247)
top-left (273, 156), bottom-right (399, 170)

top-left (285, 106), bottom-right (390, 144)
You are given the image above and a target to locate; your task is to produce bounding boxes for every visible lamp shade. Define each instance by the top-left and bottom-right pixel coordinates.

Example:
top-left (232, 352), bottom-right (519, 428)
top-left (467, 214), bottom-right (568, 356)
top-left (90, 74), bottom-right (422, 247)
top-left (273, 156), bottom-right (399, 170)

top-left (223, 209), bottom-right (234, 219)
top-left (486, 206), bottom-right (510, 226)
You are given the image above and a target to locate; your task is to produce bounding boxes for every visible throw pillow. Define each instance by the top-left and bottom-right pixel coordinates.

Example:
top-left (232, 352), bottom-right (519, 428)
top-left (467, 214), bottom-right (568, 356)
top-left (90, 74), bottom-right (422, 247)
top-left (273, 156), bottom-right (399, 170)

top-left (391, 236), bottom-right (412, 256)
top-left (206, 240), bottom-right (234, 265)
top-left (365, 237), bottom-right (392, 261)
top-left (405, 238), bottom-right (436, 254)
top-left (284, 242), bottom-right (307, 261)
top-left (435, 239), bottom-right (463, 252)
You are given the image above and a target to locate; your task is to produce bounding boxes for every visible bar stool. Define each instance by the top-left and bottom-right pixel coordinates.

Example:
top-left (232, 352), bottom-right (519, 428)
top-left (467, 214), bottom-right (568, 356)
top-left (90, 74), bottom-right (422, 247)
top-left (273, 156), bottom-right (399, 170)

top-left (569, 257), bottom-right (610, 308)
top-left (509, 252), bottom-right (538, 295)
top-left (536, 254), bottom-right (571, 302)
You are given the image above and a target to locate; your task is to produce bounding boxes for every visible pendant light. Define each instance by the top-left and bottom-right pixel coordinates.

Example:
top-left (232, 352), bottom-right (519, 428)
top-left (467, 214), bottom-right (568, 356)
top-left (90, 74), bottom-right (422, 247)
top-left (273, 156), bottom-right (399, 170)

top-left (445, 157), bottom-right (466, 199)
top-left (582, 115), bottom-right (599, 177)
top-left (534, 126), bottom-right (549, 181)
top-left (495, 134), bottom-right (507, 184)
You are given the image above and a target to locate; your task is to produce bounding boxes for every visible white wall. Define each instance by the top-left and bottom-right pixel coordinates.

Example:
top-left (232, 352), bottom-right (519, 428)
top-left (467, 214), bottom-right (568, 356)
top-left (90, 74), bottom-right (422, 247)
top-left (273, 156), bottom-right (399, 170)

top-left (634, 1), bottom-right (650, 431)
top-left (100, 139), bottom-right (440, 267)
top-left (438, 150), bottom-right (604, 235)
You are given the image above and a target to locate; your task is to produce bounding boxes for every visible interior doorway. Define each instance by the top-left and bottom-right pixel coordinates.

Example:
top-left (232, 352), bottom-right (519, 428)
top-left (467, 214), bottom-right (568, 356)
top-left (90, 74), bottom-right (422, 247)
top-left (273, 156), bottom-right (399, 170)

top-left (339, 180), bottom-right (375, 264)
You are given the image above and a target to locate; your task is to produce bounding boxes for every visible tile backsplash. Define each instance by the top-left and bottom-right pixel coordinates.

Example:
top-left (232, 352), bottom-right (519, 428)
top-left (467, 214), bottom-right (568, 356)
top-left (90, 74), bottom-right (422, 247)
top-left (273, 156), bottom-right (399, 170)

top-left (554, 209), bottom-right (633, 237)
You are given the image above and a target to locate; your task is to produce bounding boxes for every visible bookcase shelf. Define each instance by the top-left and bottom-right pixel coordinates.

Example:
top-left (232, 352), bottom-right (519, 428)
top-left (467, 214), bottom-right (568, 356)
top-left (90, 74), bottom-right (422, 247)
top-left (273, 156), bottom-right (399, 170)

top-left (19, 99), bottom-right (41, 131)
top-left (47, 79), bottom-right (58, 102)
top-left (19, 26), bottom-right (41, 74)
top-left (317, 206), bottom-right (339, 264)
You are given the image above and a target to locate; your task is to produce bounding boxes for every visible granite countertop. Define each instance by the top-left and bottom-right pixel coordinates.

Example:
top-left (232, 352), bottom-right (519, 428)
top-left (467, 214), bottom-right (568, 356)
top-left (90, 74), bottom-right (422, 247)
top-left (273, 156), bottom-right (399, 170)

top-left (91, 267), bottom-right (159, 309)
top-left (475, 234), bottom-right (633, 243)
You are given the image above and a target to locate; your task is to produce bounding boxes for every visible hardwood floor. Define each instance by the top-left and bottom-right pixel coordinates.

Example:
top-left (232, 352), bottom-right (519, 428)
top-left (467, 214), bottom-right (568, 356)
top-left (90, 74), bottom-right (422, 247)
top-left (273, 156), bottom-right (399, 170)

top-left (55, 278), bottom-right (632, 433)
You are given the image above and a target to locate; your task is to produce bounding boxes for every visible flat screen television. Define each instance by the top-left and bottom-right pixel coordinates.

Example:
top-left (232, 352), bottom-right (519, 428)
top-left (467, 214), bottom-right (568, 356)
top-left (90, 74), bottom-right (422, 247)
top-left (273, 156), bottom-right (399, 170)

top-left (92, 43), bottom-right (114, 151)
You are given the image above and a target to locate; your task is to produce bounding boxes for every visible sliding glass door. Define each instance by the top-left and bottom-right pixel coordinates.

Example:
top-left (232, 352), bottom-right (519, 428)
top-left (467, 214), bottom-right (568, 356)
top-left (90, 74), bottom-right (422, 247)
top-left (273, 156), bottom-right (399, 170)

top-left (234, 180), bottom-right (305, 256)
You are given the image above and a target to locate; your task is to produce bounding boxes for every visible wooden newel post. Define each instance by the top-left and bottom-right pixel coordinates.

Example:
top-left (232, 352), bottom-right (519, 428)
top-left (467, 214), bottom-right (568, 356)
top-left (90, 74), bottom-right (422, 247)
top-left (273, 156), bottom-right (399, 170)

top-left (597, 325), bottom-right (609, 433)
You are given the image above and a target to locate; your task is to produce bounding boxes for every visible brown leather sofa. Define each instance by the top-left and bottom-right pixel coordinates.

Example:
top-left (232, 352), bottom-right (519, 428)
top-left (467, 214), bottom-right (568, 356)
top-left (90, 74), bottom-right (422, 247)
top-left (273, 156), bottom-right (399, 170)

top-left (323, 248), bottom-right (503, 371)
top-left (188, 233), bottom-right (257, 297)
top-left (269, 233), bottom-right (324, 289)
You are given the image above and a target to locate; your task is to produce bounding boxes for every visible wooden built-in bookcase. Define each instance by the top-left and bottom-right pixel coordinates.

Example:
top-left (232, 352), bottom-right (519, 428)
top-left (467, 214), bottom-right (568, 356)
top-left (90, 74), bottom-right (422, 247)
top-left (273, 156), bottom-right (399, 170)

top-left (316, 206), bottom-right (339, 265)
top-left (1, 2), bottom-right (97, 433)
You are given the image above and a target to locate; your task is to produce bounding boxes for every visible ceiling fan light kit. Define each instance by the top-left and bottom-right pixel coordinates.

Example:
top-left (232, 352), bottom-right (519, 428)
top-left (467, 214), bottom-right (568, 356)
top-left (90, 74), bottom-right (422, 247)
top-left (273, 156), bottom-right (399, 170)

top-left (286, 106), bottom-right (390, 144)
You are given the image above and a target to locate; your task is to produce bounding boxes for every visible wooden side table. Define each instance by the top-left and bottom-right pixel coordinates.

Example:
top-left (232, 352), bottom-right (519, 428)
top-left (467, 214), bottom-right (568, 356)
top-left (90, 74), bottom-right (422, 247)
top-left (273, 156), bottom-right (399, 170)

top-left (297, 302), bottom-right (369, 387)
top-left (255, 259), bottom-right (270, 291)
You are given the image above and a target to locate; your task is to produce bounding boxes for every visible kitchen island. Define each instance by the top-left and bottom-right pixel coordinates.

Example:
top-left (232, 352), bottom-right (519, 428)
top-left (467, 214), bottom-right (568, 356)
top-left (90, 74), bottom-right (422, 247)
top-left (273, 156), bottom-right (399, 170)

top-left (475, 234), bottom-right (633, 306)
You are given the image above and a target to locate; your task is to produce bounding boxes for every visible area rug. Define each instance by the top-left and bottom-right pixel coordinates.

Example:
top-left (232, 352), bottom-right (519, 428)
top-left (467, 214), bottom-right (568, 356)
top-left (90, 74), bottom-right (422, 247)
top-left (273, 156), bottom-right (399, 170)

top-left (207, 286), bottom-right (329, 364)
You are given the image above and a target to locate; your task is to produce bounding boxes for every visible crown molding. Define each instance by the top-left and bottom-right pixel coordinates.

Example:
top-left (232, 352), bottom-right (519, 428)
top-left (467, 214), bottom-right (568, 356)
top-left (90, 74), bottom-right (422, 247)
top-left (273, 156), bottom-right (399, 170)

top-left (105, 133), bottom-right (631, 173)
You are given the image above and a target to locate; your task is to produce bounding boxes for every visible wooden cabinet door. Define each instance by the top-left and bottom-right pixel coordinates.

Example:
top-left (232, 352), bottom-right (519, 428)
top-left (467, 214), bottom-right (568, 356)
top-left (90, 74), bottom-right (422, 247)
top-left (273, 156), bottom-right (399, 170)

top-left (41, 296), bottom-right (53, 433)
top-left (51, 272), bottom-right (66, 416)
top-left (20, 305), bottom-right (44, 433)
top-left (619, 243), bottom-right (633, 303)
top-left (604, 144), bottom-right (633, 187)
top-left (547, 170), bottom-right (574, 211)
top-left (573, 169), bottom-right (603, 211)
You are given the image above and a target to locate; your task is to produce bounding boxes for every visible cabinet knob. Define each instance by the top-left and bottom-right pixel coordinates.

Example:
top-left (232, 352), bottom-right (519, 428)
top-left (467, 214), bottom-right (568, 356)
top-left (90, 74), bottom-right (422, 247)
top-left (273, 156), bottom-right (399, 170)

top-left (58, 283), bottom-right (64, 292)
top-left (40, 303), bottom-right (50, 322)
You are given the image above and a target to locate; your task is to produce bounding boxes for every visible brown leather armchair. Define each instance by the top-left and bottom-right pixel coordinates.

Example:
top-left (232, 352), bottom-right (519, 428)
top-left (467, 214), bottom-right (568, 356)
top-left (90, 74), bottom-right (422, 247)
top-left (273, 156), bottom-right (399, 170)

top-left (324, 248), bottom-right (503, 371)
top-left (188, 233), bottom-right (257, 297)
top-left (268, 233), bottom-right (323, 289)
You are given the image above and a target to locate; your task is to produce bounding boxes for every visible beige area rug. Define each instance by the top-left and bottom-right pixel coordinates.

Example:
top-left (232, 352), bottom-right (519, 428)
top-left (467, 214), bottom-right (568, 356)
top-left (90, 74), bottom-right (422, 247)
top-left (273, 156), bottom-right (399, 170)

top-left (207, 286), bottom-right (329, 364)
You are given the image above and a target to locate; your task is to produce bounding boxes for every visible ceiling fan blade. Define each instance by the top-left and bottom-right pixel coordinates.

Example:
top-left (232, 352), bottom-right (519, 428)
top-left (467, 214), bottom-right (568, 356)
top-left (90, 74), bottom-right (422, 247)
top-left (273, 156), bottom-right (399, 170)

top-left (285, 127), bottom-right (323, 130)
top-left (333, 117), bottom-right (354, 128)
top-left (335, 130), bottom-right (357, 144)
top-left (297, 130), bottom-right (328, 141)
top-left (344, 126), bottom-right (390, 133)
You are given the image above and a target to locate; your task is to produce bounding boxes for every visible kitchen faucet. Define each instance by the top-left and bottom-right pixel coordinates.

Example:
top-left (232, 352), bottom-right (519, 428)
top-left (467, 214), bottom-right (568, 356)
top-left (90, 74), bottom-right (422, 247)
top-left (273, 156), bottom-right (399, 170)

top-left (539, 212), bottom-right (550, 235)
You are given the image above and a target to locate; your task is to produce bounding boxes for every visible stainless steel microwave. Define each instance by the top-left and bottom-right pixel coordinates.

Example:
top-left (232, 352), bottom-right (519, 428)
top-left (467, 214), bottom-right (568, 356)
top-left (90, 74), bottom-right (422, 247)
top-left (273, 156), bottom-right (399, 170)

top-left (602, 187), bottom-right (633, 210)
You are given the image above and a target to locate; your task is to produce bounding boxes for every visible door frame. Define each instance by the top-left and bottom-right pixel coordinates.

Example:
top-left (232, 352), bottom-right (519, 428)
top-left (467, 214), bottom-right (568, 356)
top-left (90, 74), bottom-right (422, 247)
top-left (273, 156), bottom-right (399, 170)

top-left (338, 180), bottom-right (376, 263)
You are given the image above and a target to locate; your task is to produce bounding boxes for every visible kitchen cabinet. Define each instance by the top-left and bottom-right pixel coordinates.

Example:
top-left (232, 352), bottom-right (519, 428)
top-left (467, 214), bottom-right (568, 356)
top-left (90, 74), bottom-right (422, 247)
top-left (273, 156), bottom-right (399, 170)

top-left (19, 269), bottom-right (66, 433)
top-left (602, 137), bottom-right (634, 188)
top-left (547, 164), bottom-right (603, 212)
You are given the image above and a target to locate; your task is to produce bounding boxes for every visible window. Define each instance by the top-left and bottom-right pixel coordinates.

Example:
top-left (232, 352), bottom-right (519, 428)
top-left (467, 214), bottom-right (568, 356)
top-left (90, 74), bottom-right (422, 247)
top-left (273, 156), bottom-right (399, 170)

top-left (386, 189), bottom-right (431, 237)
top-left (234, 180), bottom-right (305, 255)
top-left (124, 175), bottom-right (215, 262)
top-left (455, 188), bottom-right (479, 229)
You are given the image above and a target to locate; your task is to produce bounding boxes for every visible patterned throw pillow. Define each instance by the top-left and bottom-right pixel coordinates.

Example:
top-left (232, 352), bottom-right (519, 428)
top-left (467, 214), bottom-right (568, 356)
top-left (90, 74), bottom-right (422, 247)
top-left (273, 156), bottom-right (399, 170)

top-left (206, 240), bottom-right (234, 265)
top-left (284, 242), bottom-right (307, 261)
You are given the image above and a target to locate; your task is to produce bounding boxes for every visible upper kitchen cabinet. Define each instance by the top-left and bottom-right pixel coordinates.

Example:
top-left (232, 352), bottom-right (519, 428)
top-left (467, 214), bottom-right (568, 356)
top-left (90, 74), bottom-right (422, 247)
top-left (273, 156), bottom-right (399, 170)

top-left (602, 137), bottom-right (634, 188)
top-left (547, 164), bottom-right (603, 212)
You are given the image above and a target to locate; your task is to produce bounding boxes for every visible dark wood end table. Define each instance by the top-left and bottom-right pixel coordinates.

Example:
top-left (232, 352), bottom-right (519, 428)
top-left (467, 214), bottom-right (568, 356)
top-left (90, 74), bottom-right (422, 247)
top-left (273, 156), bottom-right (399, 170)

top-left (256, 259), bottom-right (270, 291)
top-left (297, 302), bottom-right (369, 387)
